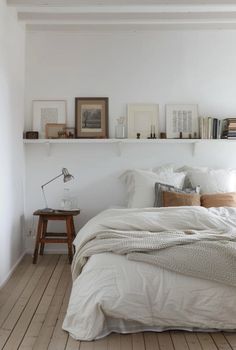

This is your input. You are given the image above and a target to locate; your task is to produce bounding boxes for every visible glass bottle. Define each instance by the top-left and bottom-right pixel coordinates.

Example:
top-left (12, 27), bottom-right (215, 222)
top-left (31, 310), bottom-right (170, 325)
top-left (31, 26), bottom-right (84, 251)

top-left (61, 188), bottom-right (72, 210)
top-left (115, 117), bottom-right (126, 139)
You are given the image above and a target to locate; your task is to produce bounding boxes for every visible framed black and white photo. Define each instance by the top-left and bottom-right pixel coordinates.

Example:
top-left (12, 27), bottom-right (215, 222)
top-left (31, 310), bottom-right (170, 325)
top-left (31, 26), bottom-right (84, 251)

top-left (32, 100), bottom-right (67, 138)
top-left (166, 104), bottom-right (198, 139)
top-left (75, 97), bottom-right (109, 138)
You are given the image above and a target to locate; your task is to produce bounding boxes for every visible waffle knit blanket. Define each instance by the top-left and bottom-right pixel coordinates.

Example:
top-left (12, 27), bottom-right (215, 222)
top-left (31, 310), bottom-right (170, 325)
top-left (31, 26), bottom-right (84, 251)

top-left (72, 228), bottom-right (236, 286)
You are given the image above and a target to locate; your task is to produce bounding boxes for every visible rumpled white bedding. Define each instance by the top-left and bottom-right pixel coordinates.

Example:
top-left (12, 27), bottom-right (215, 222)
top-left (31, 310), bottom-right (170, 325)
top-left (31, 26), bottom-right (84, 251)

top-left (62, 206), bottom-right (236, 341)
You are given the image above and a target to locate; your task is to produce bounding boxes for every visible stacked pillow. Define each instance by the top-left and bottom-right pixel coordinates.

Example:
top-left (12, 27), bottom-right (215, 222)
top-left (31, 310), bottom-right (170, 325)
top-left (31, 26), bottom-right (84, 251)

top-left (119, 167), bottom-right (185, 208)
top-left (201, 193), bottom-right (236, 208)
top-left (175, 166), bottom-right (236, 208)
top-left (154, 183), bottom-right (200, 207)
top-left (120, 165), bottom-right (236, 208)
top-left (162, 191), bottom-right (200, 207)
top-left (187, 169), bottom-right (236, 194)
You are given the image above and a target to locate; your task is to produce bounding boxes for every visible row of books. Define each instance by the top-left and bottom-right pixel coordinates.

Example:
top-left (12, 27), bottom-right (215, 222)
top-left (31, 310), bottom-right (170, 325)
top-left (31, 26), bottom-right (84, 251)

top-left (199, 117), bottom-right (236, 139)
top-left (199, 117), bottom-right (223, 139)
top-left (221, 118), bottom-right (236, 139)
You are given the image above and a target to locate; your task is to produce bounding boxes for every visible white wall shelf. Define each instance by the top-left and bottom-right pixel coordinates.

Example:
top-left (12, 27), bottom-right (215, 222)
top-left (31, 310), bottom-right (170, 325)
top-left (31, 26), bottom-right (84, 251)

top-left (23, 138), bottom-right (235, 144)
top-left (23, 138), bottom-right (236, 156)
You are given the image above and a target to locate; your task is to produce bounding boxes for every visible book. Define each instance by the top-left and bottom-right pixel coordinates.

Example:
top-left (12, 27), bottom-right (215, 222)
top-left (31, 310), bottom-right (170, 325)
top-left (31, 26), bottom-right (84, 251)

top-left (199, 117), bottom-right (204, 139)
top-left (213, 118), bottom-right (218, 139)
top-left (217, 119), bottom-right (222, 139)
top-left (208, 117), bottom-right (213, 139)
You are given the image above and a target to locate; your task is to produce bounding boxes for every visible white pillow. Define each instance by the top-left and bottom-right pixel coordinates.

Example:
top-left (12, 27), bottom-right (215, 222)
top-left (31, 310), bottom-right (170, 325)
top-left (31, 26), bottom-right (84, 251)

top-left (176, 165), bottom-right (208, 173)
top-left (188, 169), bottom-right (236, 194)
top-left (153, 163), bottom-right (175, 174)
top-left (120, 169), bottom-right (186, 208)
top-left (175, 166), bottom-right (208, 188)
top-left (119, 168), bottom-right (152, 206)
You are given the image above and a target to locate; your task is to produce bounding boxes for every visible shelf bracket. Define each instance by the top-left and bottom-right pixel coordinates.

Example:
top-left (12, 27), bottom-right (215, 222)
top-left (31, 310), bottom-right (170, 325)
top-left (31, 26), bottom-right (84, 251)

top-left (116, 141), bottom-right (122, 156)
top-left (45, 141), bottom-right (51, 156)
top-left (192, 141), bottom-right (199, 156)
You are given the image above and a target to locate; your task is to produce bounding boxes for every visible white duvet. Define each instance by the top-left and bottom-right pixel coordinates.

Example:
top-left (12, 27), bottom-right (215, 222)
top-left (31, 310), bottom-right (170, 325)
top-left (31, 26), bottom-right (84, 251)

top-left (62, 206), bottom-right (236, 341)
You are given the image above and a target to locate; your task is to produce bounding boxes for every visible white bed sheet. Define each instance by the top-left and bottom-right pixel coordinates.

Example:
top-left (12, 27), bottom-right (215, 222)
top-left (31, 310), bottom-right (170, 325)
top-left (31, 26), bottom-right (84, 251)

top-left (63, 207), bottom-right (236, 340)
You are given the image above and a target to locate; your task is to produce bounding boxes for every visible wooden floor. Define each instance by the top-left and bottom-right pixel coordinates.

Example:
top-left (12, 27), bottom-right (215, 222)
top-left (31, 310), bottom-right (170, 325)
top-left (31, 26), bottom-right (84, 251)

top-left (0, 255), bottom-right (236, 350)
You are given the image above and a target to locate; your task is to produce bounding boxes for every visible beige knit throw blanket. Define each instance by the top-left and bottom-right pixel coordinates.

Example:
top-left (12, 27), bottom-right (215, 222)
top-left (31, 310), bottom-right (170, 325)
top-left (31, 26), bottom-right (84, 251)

top-left (72, 229), bottom-right (236, 287)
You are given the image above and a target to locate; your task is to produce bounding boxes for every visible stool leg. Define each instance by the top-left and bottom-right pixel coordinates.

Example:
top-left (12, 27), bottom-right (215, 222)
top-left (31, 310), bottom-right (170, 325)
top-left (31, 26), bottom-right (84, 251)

top-left (33, 217), bottom-right (43, 264)
top-left (39, 219), bottom-right (48, 255)
top-left (66, 217), bottom-right (73, 264)
top-left (70, 217), bottom-right (76, 254)
top-left (71, 217), bottom-right (76, 239)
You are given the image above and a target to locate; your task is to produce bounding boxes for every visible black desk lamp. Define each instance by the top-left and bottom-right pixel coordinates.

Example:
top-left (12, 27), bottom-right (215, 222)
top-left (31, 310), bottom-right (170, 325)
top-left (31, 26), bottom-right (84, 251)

top-left (41, 168), bottom-right (74, 212)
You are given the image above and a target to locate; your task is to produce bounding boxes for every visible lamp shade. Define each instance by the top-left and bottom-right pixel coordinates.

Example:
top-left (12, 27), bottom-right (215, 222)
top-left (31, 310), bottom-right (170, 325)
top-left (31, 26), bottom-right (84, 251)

top-left (62, 168), bottom-right (74, 183)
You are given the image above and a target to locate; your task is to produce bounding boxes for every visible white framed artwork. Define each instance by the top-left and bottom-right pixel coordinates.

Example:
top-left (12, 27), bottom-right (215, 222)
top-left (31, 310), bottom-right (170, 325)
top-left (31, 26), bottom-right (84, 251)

top-left (32, 100), bottom-right (67, 138)
top-left (166, 104), bottom-right (198, 139)
top-left (127, 104), bottom-right (159, 139)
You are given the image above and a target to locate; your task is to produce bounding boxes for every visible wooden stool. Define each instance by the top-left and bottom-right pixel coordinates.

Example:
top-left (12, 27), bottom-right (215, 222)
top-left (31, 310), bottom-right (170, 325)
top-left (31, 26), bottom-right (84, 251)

top-left (33, 209), bottom-right (80, 264)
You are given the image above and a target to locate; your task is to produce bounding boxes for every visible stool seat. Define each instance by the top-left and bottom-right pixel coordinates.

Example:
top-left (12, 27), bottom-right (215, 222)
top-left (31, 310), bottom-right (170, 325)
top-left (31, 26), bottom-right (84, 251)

top-left (33, 209), bottom-right (80, 264)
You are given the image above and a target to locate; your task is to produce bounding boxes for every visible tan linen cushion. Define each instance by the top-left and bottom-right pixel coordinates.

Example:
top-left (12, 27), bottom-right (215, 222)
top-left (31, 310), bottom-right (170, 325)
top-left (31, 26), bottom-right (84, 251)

top-left (162, 191), bottom-right (201, 207)
top-left (201, 192), bottom-right (236, 208)
top-left (154, 182), bottom-right (200, 207)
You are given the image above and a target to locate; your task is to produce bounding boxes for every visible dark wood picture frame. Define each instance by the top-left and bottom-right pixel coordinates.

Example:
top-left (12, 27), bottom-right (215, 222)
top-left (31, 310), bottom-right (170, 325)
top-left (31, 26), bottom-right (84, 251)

top-left (75, 97), bottom-right (109, 138)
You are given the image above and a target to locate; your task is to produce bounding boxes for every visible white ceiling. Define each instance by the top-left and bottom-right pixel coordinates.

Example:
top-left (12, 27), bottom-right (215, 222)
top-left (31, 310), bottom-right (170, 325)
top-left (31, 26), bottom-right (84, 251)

top-left (7, 0), bottom-right (236, 31)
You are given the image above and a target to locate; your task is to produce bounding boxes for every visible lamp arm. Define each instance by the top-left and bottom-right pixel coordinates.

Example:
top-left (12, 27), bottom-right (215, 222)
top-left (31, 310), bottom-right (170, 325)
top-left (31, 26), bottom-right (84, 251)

top-left (41, 173), bottom-right (63, 189)
top-left (42, 186), bottom-right (49, 208)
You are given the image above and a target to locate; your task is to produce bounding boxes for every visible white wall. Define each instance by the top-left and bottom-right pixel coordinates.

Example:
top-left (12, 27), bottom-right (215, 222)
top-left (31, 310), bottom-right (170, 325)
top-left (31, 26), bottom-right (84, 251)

top-left (24, 30), bottom-right (236, 252)
top-left (0, 1), bottom-right (26, 285)
top-left (25, 30), bottom-right (236, 133)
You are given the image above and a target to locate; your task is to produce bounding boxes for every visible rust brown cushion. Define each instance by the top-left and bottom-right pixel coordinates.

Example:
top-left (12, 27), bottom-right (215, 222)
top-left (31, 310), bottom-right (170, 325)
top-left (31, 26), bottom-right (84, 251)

top-left (162, 191), bottom-right (201, 207)
top-left (201, 192), bottom-right (236, 208)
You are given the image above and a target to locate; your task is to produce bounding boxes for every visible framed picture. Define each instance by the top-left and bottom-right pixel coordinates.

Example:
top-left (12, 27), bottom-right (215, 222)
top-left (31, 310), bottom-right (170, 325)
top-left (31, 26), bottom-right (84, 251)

top-left (25, 131), bottom-right (39, 139)
top-left (166, 104), bottom-right (198, 139)
top-left (32, 100), bottom-right (67, 138)
top-left (127, 104), bottom-right (159, 139)
top-left (45, 123), bottom-right (66, 139)
top-left (75, 97), bottom-right (109, 138)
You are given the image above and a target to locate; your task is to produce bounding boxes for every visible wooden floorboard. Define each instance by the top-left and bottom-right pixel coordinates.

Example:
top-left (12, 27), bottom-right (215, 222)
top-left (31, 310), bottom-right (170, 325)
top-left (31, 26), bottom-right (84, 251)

top-left (170, 331), bottom-right (189, 350)
top-left (0, 254), bottom-right (235, 350)
top-left (144, 332), bottom-right (160, 350)
top-left (223, 333), bottom-right (236, 350)
top-left (19, 255), bottom-right (67, 350)
top-left (157, 331), bottom-right (174, 350)
top-left (0, 255), bottom-right (32, 309)
top-left (2, 255), bottom-right (59, 350)
top-left (184, 332), bottom-right (202, 350)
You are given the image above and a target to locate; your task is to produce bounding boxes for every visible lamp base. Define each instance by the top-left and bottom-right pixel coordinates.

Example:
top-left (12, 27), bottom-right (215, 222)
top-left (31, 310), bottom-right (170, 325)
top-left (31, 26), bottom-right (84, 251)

top-left (40, 208), bottom-right (55, 213)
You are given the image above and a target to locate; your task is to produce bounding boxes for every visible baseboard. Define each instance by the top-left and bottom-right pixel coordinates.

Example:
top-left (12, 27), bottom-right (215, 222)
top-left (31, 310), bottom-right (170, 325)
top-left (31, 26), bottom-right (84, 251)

top-left (0, 250), bottom-right (26, 289)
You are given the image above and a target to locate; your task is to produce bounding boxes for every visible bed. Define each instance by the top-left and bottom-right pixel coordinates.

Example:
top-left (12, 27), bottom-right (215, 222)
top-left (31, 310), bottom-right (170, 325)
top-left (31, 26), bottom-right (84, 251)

top-left (62, 205), bottom-right (236, 341)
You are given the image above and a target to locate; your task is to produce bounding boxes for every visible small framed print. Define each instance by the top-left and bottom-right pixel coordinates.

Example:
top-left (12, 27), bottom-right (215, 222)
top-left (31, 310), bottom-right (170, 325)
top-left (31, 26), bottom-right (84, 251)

top-left (75, 97), bottom-right (109, 138)
top-left (166, 104), bottom-right (198, 139)
top-left (127, 104), bottom-right (159, 139)
top-left (32, 100), bottom-right (67, 138)
top-left (45, 123), bottom-right (66, 139)
top-left (25, 131), bottom-right (39, 139)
